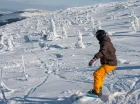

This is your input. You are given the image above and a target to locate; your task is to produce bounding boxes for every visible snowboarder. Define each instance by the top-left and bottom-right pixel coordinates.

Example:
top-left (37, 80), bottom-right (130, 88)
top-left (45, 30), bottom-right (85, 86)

top-left (88, 30), bottom-right (117, 97)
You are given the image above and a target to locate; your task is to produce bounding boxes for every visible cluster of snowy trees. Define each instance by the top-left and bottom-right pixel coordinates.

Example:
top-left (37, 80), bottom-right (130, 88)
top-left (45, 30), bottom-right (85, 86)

top-left (21, 9), bottom-right (101, 50)
top-left (1, 3), bottom-right (139, 51)
top-left (41, 19), bottom-right (68, 41)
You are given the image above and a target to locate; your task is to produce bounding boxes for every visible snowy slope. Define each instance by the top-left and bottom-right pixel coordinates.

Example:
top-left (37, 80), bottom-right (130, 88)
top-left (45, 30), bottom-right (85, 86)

top-left (0, 0), bottom-right (140, 104)
top-left (0, 9), bottom-right (48, 26)
top-left (0, 9), bottom-right (15, 14)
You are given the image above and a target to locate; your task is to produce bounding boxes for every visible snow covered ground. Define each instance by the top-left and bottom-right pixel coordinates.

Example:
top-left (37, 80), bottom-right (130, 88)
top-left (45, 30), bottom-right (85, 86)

top-left (0, 0), bottom-right (140, 104)
top-left (0, 9), bottom-right (48, 26)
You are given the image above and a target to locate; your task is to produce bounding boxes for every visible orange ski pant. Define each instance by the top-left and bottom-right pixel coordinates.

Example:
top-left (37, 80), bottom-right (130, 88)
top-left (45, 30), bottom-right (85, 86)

top-left (93, 64), bottom-right (116, 93)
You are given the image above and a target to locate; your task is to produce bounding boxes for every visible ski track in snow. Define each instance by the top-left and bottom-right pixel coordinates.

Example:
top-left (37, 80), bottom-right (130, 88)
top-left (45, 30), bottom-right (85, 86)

top-left (0, 0), bottom-right (140, 104)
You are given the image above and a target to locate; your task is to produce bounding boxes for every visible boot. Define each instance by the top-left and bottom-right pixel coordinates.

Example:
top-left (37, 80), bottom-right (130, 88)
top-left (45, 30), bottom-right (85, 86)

top-left (87, 87), bottom-right (102, 97)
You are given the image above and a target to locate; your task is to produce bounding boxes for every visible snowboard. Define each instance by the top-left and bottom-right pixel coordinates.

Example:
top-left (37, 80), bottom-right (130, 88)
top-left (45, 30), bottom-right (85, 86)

top-left (86, 93), bottom-right (99, 98)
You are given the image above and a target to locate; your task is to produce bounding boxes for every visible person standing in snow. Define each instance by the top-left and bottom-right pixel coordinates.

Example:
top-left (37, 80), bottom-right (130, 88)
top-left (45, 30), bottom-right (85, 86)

top-left (88, 30), bottom-right (117, 97)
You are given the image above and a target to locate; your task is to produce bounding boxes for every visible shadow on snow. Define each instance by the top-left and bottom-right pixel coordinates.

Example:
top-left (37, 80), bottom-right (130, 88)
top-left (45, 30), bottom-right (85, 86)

top-left (10, 95), bottom-right (78, 104)
top-left (116, 65), bottom-right (140, 70)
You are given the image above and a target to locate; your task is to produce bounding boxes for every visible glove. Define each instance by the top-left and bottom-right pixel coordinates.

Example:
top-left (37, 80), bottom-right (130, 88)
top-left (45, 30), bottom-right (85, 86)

top-left (88, 59), bottom-right (96, 66)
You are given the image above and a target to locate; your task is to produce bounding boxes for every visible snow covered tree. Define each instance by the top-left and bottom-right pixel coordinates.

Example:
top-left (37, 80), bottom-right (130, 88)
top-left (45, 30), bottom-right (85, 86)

top-left (75, 31), bottom-right (85, 48)
top-left (67, 20), bottom-right (72, 26)
top-left (36, 22), bottom-right (40, 32)
top-left (75, 16), bottom-right (78, 24)
top-left (111, 12), bottom-right (116, 20)
top-left (131, 15), bottom-right (139, 28)
top-left (97, 20), bottom-right (102, 30)
top-left (21, 55), bottom-right (28, 80)
top-left (51, 19), bottom-right (57, 40)
top-left (0, 32), bottom-right (7, 49)
top-left (131, 21), bottom-right (136, 32)
top-left (61, 24), bottom-right (67, 39)
top-left (0, 33), bottom-right (5, 47)
top-left (6, 35), bottom-right (14, 51)
top-left (86, 12), bottom-right (90, 22)
top-left (91, 17), bottom-right (95, 28)
top-left (37, 20), bottom-right (43, 33)
top-left (16, 32), bottom-right (20, 38)
top-left (92, 27), bottom-right (97, 36)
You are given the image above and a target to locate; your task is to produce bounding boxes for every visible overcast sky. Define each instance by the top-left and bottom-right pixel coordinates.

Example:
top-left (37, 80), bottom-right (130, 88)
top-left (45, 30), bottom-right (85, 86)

top-left (0, 0), bottom-right (123, 11)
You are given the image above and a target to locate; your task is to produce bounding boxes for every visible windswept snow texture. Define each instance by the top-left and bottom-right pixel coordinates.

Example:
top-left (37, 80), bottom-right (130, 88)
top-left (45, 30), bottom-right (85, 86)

top-left (0, 1), bottom-right (140, 104)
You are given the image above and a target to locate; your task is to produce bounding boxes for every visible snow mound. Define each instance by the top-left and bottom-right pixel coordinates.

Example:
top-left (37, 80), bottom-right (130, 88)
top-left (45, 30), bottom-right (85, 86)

top-left (118, 59), bottom-right (129, 64)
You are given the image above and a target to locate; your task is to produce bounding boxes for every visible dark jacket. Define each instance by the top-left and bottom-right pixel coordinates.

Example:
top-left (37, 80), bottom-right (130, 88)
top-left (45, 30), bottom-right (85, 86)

top-left (94, 36), bottom-right (117, 66)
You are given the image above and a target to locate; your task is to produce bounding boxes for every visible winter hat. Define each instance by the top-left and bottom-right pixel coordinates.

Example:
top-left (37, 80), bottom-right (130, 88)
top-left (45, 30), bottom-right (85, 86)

top-left (95, 30), bottom-right (106, 40)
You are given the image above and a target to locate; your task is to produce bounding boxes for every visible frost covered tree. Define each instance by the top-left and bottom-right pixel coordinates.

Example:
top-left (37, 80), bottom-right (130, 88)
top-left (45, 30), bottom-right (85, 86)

top-left (97, 20), bottom-right (102, 29)
top-left (75, 31), bottom-right (85, 48)
top-left (61, 24), bottom-right (67, 39)
top-left (131, 21), bottom-right (136, 32)
top-left (111, 12), bottom-right (116, 20)
top-left (0, 33), bottom-right (5, 47)
top-left (36, 22), bottom-right (40, 32)
top-left (21, 55), bottom-right (28, 80)
top-left (74, 16), bottom-right (78, 24)
top-left (0, 32), bottom-right (7, 49)
top-left (0, 35), bottom-right (4, 49)
top-left (37, 20), bottom-right (43, 33)
top-left (67, 20), bottom-right (72, 26)
top-left (131, 15), bottom-right (139, 28)
top-left (51, 19), bottom-right (57, 40)
top-left (92, 28), bottom-right (98, 36)
top-left (91, 17), bottom-right (95, 28)
top-left (86, 12), bottom-right (90, 22)
top-left (16, 32), bottom-right (20, 38)
top-left (6, 36), bottom-right (14, 51)
top-left (45, 30), bottom-right (51, 40)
